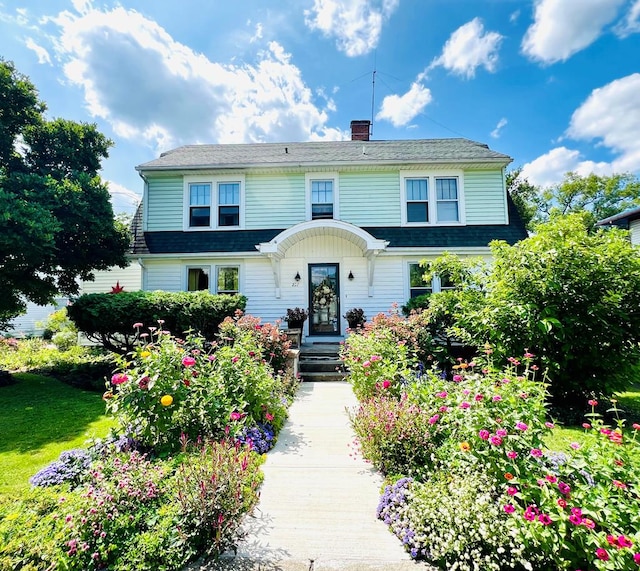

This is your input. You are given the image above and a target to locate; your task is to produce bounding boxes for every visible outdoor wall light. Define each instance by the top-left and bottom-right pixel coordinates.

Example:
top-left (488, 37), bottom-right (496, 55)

top-left (294, 272), bottom-right (301, 282)
top-left (348, 271), bottom-right (354, 280)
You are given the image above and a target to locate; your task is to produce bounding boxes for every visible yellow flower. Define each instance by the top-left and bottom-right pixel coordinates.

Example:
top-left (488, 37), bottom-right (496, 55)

top-left (459, 441), bottom-right (470, 452)
top-left (140, 351), bottom-right (151, 358)
top-left (5, 513), bottom-right (18, 521)
top-left (160, 395), bottom-right (174, 406)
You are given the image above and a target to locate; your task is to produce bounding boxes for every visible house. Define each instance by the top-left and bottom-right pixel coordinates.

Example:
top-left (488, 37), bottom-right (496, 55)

top-left (596, 206), bottom-right (640, 246)
top-left (133, 120), bottom-right (527, 342)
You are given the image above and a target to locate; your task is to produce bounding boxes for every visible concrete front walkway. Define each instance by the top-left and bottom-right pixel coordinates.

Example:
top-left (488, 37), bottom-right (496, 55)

top-left (192, 381), bottom-right (431, 571)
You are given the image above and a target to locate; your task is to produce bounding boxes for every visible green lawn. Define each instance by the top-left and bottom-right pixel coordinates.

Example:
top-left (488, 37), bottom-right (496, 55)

top-left (0, 373), bottom-right (115, 495)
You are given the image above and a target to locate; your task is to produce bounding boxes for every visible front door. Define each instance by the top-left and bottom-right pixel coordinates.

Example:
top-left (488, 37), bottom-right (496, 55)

top-left (308, 263), bottom-right (340, 336)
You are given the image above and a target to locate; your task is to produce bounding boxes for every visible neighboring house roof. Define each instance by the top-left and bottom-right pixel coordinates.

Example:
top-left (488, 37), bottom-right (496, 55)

top-left (596, 206), bottom-right (640, 229)
top-left (136, 138), bottom-right (512, 171)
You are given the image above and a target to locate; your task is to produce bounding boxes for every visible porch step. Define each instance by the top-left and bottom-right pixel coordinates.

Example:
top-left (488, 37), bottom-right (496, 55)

top-left (299, 343), bottom-right (345, 382)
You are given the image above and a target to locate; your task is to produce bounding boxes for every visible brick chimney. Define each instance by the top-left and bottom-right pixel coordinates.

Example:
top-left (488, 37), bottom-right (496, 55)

top-left (350, 120), bottom-right (371, 141)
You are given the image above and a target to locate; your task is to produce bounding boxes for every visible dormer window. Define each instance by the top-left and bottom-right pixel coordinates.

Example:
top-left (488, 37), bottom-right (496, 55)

top-left (189, 184), bottom-right (211, 227)
top-left (401, 171), bottom-right (464, 226)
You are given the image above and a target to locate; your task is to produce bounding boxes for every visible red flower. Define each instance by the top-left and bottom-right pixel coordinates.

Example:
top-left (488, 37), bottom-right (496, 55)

top-left (181, 356), bottom-right (196, 367)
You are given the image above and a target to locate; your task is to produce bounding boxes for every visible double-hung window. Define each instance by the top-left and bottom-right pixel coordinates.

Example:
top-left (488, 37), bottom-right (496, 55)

top-left (401, 172), bottom-right (463, 225)
top-left (409, 263), bottom-right (432, 298)
top-left (189, 184), bottom-right (211, 227)
top-left (311, 180), bottom-right (334, 219)
top-left (218, 183), bottom-right (240, 227)
top-left (185, 176), bottom-right (244, 230)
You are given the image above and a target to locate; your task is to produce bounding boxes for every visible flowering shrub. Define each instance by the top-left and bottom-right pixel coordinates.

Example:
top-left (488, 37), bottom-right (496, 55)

top-left (108, 325), bottom-right (288, 451)
top-left (349, 395), bottom-right (443, 479)
top-left (173, 438), bottom-right (264, 558)
top-left (30, 449), bottom-right (92, 488)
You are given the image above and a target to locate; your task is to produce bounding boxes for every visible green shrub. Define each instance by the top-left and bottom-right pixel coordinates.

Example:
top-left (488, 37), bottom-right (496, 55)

top-left (68, 290), bottom-right (246, 353)
top-left (39, 308), bottom-right (78, 350)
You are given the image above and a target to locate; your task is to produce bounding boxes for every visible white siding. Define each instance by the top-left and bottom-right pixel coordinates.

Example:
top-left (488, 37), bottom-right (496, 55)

top-left (80, 264), bottom-right (142, 294)
top-left (464, 169), bottom-right (507, 225)
top-left (144, 260), bottom-right (183, 292)
top-left (340, 171), bottom-right (401, 226)
top-left (2, 299), bottom-right (67, 337)
top-left (630, 219), bottom-right (640, 246)
top-left (146, 176), bottom-right (183, 231)
top-left (245, 173), bottom-right (305, 228)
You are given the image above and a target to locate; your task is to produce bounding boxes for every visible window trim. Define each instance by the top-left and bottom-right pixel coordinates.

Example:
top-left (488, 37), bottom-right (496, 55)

top-left (400, 171), bottom-right (465, 226)
top-left (215, 265), bottom-right (240, 295)
top-left (183, 174), bottom-right (245, 231)
top-left (305, 172), bottom-right (339, 221)
top-left (184, 263), bottom-right (242, 294)
top-left (407, 262), bottom-right (456, 299)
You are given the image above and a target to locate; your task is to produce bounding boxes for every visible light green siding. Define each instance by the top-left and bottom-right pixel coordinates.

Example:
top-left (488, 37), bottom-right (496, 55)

top-left (464, 169), bottom-right (507, 225)
top-left (147, 176), bottom-right (183, 231)
top-left (339, 171), bottom-right (401, 226)
top-left (245, 173), bottom-right (305, 229)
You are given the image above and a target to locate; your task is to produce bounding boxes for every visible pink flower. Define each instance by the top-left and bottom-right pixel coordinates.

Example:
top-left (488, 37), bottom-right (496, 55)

top-left (232, 356), bottom-right (239, 363)
top-left (588, 399), bottom-right (598, 407)
top-left (612, 479), bottom-right (627, 489)
top-left (462, 389), bottom-right (471, 396)
top-left (507, 450), bottom-right (518, 459)
top-left (571, 507), bottom-right (582, 517)
top-left (633, 553), bottom-right (640, 564)
top-left (515, 422), bottom-right (528, 431)
top-left (370, 355), bottom-right (382, 362)
top-left (452, 374), bottom-right (463, 382)
top-left (545, 474), bottom-right (557, 483)
top-left (503, 504), bottom-right (515, 514)
top-left (492, 395), bottom-right (502, 402)
top-left (382, 380), bottom-right (391, 389)
top-left (428, 414), bottom-right (440, 425)
top-left (436, 391), bottom-right (448, 398)
top-left (133, 322), bottom-right (143, 328)
top-left (439, 406), bottom-right (450, 412)
top-left (633, 423), bottom-right (640, 430)
top-left (111, 373), bottom-right (128, 385)
top-left (230, 411), bottom-right (242, 421)
top-left (490, 435), bottom-right (503, 446)
top-left (558, 481), bottom-right (571, 495)
top-left (545, 422), bottom-right (555, 429)
top-left (582, 518), bottom-right (595, 529)
top-left (530, 448), bottom-right (543, 458)
top-left (557, 498), bottom-right (567, 508)
top-left (474, 393), bottom-right (484, 401)
top-left (507, 486), bottom-right (518, 496)
top-left (181, 356), bottom-right (196, 367)
top-left (496, 428), bottom-right (508, 437)
top-left (538, 514), bottom-right (552, 525)
top-left (618, 535), bottom-right (633, 548)
top-left (582, 423), bottom-right (591, 429)
top-left (523, 508), bottom-right (536, 521)
top-left (570, 442), bottom-right (581, 450)
top-left (362, 361), bottom-right (371, 368)
top-left (478, 429), bottom-right (490, 440)
top-left (596, 548), bottom-right (609, 561)
top-left (265, 413), bottom-right (274, 422)
top-left (569, 514), bottom-right (583, 526)
top-left (459, 401), bottom-right (471, 409)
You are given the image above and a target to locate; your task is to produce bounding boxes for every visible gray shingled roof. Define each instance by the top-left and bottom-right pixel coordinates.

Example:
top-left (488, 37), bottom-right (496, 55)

top-left (137, 138), bottom-right (512, 171)
top-left (596, 206), bottom-right (640, 228)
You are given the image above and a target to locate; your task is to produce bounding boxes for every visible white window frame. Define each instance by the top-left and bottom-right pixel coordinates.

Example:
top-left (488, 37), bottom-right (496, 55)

top-left (400, 171), bottom-right (465, 226)
top-left (406, 262), bottom-right (456, 299)
top-left (215, 265), bottom-right (240, 295)
top-left (305, 172), bottom-right (339, 221)
top-left (183, 174), bottom-right (245, 231)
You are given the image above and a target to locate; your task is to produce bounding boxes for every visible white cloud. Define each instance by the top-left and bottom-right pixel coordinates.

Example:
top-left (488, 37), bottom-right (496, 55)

top-left (376, 82), bottom-right (432, 127)
top-left (25, 37), bottom-right (51, 64)
top-left (50, 6), bottom-right (341, 150)
top-left (304, 0), bottom-right (399, 57)
top-left (429, 18), bottom-right (503, 78)
top-left (567, 73), bottom-right (640, 172)
top-left (521, 73), bottom-right (640, 187)
top-left (615, 0), bottom-right (640, 37)
top-left (490, 117), bottom-right (507, 139)
top-left (521, 147), bottom-right (612, 188)
top-left (522, 0), bottom-right (626, 64)
top-left (509, 10), bottom-right (521, 23)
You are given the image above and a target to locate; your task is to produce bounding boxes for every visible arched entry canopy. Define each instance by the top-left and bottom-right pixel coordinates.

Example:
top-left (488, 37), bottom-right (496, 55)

top-left (256, 220), bottom-right (389, 298)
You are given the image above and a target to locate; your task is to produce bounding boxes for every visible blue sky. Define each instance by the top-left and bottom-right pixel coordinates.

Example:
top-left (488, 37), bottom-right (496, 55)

top-left (1, 0), bottom-right (639, 214)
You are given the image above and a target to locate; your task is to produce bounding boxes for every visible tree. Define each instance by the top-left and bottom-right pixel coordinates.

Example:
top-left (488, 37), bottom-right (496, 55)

top-left (442, 214), bottom-right (640, 405)
top-left (0, 60), bottom-right (129, 327)
top-left (506, 167), bottom-right (539, 230)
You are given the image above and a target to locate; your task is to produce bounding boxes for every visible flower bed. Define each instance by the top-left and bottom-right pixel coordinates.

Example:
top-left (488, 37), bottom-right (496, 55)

top-left (345, 328), bottom-right (640, 570)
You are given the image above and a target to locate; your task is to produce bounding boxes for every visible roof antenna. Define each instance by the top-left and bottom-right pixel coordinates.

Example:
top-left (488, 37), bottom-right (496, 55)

top-left (370, 52), bottom-right (376, 139)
